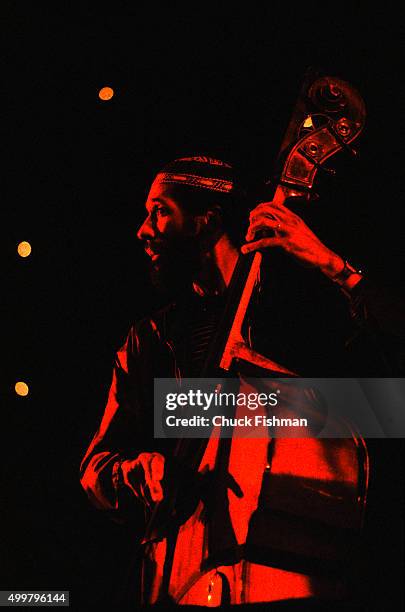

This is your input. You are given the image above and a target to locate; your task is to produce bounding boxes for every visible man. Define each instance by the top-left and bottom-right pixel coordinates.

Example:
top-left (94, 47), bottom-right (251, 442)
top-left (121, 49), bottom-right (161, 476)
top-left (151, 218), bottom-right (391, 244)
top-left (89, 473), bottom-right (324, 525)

top-left (80, 156), bottom-right (400, 608)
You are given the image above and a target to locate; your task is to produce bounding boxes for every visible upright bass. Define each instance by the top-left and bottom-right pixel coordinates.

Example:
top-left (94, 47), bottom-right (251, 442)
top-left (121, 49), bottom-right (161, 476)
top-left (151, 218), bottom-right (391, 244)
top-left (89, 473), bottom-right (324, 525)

top-left (142, 71), bottom-right (369, 602)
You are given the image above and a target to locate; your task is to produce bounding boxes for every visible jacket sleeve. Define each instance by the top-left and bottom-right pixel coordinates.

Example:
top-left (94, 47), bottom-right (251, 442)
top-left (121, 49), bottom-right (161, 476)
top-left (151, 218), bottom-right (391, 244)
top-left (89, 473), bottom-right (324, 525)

top-left (79, 324), bottom-right (155, 519)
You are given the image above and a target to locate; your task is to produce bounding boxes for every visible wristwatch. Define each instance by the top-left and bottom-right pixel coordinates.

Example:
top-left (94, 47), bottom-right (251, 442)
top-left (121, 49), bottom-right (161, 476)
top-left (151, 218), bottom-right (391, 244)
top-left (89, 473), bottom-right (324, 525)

top-left (332, 259), bottom-right (362, 287)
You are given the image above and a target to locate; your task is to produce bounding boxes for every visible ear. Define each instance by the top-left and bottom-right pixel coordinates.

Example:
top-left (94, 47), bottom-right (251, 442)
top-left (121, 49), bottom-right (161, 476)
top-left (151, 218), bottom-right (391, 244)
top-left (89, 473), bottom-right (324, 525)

top-left (190, 207), bottom-right (223, 237)
top-left (204, 206), bottom-right (222, 229)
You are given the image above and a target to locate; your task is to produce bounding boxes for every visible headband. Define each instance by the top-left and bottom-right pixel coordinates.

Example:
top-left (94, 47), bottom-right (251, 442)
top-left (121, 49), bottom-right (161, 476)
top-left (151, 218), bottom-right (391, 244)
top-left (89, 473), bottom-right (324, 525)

top-left (152, 156), bottom-right (234, 194)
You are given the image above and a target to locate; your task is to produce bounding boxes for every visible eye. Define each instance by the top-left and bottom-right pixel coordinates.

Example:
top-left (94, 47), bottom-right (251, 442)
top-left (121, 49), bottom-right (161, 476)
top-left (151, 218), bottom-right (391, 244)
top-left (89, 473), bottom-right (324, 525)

top-left (155, 206), bottom-right (170, 217)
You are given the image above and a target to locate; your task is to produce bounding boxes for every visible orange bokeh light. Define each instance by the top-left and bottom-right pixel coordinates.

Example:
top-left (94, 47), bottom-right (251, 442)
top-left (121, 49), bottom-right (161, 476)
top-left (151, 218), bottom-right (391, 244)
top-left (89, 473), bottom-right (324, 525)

top-left (17, 241), bottom-right (32, 257)
top-left (98, 86), bottom-right (114, 101)
top-left (15, 381), bottom-right (29, 396)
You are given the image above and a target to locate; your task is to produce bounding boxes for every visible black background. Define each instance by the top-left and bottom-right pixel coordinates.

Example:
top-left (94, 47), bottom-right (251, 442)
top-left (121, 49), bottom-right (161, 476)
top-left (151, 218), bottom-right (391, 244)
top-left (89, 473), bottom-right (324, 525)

top-left (2, 4), bottom-right (404, 609)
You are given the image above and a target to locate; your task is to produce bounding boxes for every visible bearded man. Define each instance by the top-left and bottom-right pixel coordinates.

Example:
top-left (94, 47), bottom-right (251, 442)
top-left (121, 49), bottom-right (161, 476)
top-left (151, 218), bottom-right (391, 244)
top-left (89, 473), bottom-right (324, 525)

top-left (80, 156), bottom-right (402, 609)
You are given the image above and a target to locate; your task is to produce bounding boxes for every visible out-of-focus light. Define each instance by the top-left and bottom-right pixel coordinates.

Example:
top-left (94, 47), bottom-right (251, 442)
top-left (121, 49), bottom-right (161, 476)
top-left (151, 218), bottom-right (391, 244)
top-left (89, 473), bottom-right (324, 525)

top-left (17, 241), bottom-right (32, 257)
top-left (98, 86), bottom-right (114, 101)
top-left (15, 381), bottom-right (29, 396)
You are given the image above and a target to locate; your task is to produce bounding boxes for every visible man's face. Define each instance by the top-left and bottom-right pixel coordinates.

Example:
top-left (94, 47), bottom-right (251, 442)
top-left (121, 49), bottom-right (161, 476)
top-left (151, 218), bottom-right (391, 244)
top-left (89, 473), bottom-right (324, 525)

top-left (137, 182), bottom-right (203, 293)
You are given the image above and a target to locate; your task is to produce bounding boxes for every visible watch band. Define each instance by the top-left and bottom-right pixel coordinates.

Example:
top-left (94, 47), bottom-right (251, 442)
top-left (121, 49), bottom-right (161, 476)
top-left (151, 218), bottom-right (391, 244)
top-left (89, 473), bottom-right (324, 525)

top-left (332, 260), bottom-right (362, 286)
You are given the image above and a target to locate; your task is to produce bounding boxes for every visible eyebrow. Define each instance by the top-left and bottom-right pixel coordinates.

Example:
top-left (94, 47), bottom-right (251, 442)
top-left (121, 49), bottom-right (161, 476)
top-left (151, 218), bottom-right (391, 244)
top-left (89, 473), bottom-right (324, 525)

top-left (146, 197), bottom-right (171, 213)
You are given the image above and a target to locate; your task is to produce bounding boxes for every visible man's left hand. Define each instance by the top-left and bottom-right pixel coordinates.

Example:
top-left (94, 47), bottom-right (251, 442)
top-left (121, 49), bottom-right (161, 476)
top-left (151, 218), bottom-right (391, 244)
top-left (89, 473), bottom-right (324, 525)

top-left (241, 199), bottom-right (344, 278)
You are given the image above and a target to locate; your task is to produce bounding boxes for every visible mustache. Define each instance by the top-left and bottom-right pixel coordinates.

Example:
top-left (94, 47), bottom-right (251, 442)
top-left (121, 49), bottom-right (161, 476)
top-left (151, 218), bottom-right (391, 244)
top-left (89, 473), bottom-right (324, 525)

top-left (143, 236), bottom-right (197, 254)
top-left (144, 239), bottom-right (166, 253)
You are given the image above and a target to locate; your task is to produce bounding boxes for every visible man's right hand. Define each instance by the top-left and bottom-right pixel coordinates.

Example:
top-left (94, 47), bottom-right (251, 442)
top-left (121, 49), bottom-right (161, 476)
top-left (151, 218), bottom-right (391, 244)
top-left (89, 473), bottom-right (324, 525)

top-left (120, 453), bottom-right (165, 506)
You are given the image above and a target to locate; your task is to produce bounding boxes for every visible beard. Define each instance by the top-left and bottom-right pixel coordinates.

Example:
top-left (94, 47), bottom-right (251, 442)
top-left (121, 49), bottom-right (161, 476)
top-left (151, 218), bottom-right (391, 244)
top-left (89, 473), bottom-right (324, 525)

top-left (147, 234), bottom-right (202, 297)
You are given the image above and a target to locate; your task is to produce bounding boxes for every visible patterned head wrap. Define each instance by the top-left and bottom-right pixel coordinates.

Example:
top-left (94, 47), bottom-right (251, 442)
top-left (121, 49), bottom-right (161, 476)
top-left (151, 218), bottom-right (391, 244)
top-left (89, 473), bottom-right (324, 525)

top-left (152, 156), bottom-right (234, 194)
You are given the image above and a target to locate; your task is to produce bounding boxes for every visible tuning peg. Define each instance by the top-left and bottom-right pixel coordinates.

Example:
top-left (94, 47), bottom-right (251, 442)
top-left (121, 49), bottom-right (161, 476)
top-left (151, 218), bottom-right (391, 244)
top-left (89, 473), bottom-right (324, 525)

top-left (297, 146), bottom-right (337, 177)
top-left (327, 123), bottom-right (359, 158)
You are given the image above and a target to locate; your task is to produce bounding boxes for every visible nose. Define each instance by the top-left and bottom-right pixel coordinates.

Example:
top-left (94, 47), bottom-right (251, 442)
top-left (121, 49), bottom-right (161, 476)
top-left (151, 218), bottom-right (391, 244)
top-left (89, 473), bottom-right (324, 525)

top-left (137, 215), bottom-right (155, 241)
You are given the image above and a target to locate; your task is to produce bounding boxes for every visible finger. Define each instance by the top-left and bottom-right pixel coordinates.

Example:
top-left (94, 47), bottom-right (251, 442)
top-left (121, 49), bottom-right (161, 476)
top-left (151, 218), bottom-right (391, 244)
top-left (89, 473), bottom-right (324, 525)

top-left (143, 454), bottom-right (164, 502)
top-left (140, 482), bottom-right (153, 509)
top-left (250, 205), bottom-right (290, 224)
top-left (246, 219), bottom-right (280, 241)
top-left (248, 212), bottom-right (280, 229)
top-left (241, 237), bottom-right (283, 254)
top-left (250, 200), bottom-right (292, 213)
top-left (139, 454), bottom-right (154, 489)
top-left (150, 455), bottom-right (165, 501)
top-left (150, 482), bottom-right (163, 502)
top-left (249, 203), bottom-right (278, 220)
top-left (151, 454), bottom-right (165, 482)
top-left (269, 198), bottom-right (300, 215)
